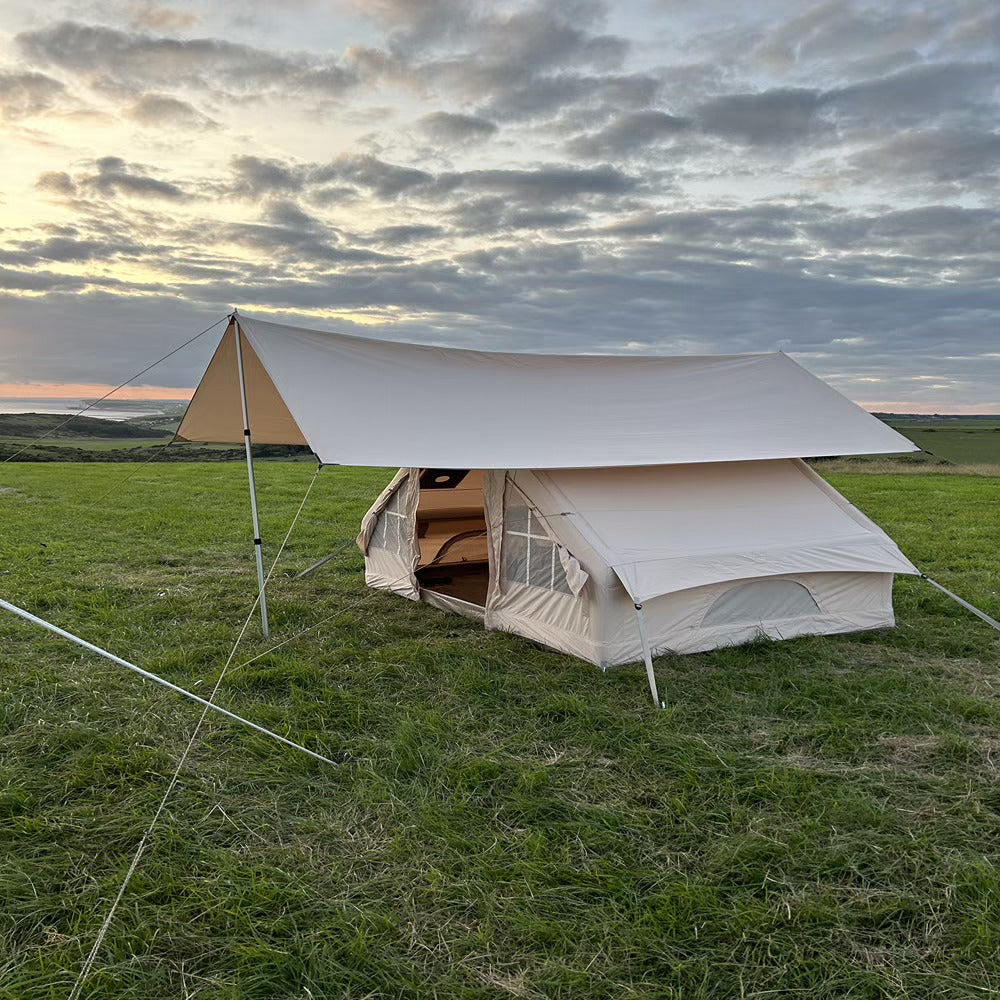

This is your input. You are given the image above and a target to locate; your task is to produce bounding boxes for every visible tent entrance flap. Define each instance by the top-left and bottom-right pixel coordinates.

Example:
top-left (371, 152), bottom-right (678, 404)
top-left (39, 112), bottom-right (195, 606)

top-left (414, 470), bottom-right (490, 607)
top-left (174, 320), bottom-right (309, 446)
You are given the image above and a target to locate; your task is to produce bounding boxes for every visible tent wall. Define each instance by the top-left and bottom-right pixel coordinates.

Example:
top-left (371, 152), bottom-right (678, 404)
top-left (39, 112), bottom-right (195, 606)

top-left (357, 469), bottom-right (420, 600)
top-left (599, 571), bottom-right (895, 664)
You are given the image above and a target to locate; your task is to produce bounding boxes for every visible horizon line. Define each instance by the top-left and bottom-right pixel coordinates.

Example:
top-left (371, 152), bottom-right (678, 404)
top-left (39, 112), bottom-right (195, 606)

top-left (0, 384), bottom-right (997, 416)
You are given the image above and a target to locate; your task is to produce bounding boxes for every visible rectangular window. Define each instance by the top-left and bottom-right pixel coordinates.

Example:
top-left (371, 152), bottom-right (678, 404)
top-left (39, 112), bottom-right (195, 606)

top-left (503, 498), bottom-right (572, 595)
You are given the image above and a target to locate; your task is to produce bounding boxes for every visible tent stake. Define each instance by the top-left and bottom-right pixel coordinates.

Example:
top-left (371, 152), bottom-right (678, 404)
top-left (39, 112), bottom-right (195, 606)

top-left (0, 597), bottom-right (336, 765)
top-left (634, 604), bottom-right (666, 709)
top-left (234, 315), bottom-right (269, 638)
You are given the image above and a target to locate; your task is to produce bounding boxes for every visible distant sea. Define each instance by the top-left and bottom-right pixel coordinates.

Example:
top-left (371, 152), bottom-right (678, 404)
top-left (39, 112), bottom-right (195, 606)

top-left (0, 398), bottom-right (185, 421)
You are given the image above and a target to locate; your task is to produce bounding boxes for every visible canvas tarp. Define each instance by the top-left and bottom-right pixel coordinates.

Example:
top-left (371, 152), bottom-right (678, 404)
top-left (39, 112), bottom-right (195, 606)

top-left (176, 314), bottom-right (917, 468)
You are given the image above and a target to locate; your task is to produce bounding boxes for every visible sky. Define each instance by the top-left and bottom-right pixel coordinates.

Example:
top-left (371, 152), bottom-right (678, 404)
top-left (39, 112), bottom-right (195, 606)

top-left (0, 0), bottom-right (997, 411)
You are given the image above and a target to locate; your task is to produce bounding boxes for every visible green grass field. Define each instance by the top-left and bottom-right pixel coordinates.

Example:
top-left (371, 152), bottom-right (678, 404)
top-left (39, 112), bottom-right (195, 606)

top-left (1, 462), bottom-right (999, 998)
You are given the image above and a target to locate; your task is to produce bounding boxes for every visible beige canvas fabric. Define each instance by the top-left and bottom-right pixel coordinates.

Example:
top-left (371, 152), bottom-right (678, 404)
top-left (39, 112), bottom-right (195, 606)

top-left (180, 313), bottom-right (917, 466)
top-left (175, 320), bottom-right (308, 446)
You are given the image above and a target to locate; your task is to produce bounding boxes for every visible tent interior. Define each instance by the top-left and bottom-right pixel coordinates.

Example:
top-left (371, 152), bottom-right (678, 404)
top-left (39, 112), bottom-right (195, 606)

top-left (414, 469), bottom-right (489, 606)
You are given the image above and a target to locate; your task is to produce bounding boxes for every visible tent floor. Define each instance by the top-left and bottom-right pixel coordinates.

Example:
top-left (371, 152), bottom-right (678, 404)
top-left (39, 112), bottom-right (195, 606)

top-left (416, 563), bottom-right (489, 607)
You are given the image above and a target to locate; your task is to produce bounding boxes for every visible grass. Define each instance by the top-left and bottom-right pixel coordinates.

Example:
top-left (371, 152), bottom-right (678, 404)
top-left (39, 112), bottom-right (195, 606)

top-left (897, 427), bottom-right (1000, 466)
top-left (1, 462), bottom-right (999, 998)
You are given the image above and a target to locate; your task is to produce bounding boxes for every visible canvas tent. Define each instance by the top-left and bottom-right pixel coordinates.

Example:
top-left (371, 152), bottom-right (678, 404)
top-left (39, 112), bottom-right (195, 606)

top-left (177, 313), bottom-right (919, 701)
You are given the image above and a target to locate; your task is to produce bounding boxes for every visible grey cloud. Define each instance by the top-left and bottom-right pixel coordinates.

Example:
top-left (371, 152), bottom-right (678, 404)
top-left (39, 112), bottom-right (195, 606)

top-left (441, 164), bottom-right (636, 201)
top-left (22, 237), bottom-right (106, 262)
top-left (449, 197), bottom-right (587, 234)
top-left (566, 110), bottom-right (690, 158)
top-left (230, 155), bottom-right (306, 197)
top-left (126, 93), bottom-right (217, 129)
top-left (82, 156), bottom-right (189, 200)
top-left (850, 128), bottom-right (1000, 184)
top-left (230, 153), bottom-right (434, 201)
top-left (685, 59), bottom-right (996, 151)
top-left (36, 171), bottom-right (77, 196)
top-left (261, 200), bottom-right (324, 230)
top-left (315, 154), bottom-right (433, 198)
top-left (371, 224), bottom-right (446, 244)
top-left (828, 60), bottom-right (997, 124)
top-left (0, 69), bottom-right (66, 119)
top-left (696, 88), bottom-right (825, 146)
top-left (17, 21), bottom-right (356, 99)
top-left (419, 111), bottom-right (497, 143)
top-left (482, 72), bottom-right (659, 121)
top-left (753, 0), bottom-right (946, 72)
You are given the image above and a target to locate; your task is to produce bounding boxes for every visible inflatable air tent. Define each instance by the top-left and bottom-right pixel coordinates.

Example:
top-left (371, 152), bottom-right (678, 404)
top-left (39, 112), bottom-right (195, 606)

top-left (177, 313), bottom-right (919, 702)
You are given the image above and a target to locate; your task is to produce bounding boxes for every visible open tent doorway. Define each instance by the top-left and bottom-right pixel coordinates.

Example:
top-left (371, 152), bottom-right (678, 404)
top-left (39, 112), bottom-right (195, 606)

top-left (414, 469), bottom-right (490, 611)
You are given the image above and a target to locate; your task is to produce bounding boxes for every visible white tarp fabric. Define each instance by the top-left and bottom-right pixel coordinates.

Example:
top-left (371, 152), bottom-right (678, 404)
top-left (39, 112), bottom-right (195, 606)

top-left (532, 460), bottom-right (919, 604)
top-left (178, 313), bottom-right (917, 468)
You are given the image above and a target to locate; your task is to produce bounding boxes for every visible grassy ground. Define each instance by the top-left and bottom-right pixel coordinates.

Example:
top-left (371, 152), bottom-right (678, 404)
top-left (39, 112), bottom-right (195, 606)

top-left (899, 427), bottom-right (1000, 466)
top-left (1, 462), bottom-right (999, 998)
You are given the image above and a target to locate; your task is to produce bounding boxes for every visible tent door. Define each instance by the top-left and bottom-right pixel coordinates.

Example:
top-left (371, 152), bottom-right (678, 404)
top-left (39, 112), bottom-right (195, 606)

top-left (414, 470), bottom-right (491, 608)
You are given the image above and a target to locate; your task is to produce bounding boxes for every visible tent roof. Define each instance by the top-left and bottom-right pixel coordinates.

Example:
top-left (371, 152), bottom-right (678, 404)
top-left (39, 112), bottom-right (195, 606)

top-left (176, 313), bottom-right (916, 469)
top-left (531, 460), bottom-right (919, 603)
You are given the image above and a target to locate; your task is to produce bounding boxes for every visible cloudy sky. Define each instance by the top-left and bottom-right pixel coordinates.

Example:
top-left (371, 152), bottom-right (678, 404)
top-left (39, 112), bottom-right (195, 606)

top-left (0, 0), bottom-right (997, 410)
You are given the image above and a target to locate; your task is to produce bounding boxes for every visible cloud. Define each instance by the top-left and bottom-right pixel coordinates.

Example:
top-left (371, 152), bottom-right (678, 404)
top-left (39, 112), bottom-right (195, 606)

top-left (36, 171), bottom-right (77, 196)
top-left (828, 60), bottom-right (998, 125)
top-left (0, 69), bottom-right (66, 119)
top-left (17, 21), bottom-right (357, 99)
top-left (316, 153), bottom-right (433, 198)
top-left (482, 72), bottom-right (659, 121)
top-left (441, 164), bottom-right (636, 201)
top-left (230, 155), bottom-right (306, 197)
top-left (419, 111), bottom-right (497, 143)
top-left (566, 110), bottom-right (690, 158)
top-left (371, 223), bottom-right (446, 244)
top-left (696, 87), bottom-right (825, 146)
top-left (81, 156), bottom-right (189, 200)
top-left (849, 128), bottom-right (1000, 185)
top-left (126, 93), bottom-right (216, 129)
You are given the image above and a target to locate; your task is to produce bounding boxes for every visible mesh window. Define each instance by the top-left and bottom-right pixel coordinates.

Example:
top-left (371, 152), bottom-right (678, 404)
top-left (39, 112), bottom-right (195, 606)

top-left (371, 484), bottom-right (407, 556)
top-left (503, 491), bottom-right (573, 595)
top-left (702, 580), bottom-right (819, 626)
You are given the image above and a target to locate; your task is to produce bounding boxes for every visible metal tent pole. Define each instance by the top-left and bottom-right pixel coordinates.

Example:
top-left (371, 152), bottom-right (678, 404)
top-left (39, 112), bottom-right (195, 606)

top-left (634, 603), bottom-right (666, 709)
top-left (233, 316), bottom-right (269, 638)
top-left (0, 597), bottom-right (335, 765)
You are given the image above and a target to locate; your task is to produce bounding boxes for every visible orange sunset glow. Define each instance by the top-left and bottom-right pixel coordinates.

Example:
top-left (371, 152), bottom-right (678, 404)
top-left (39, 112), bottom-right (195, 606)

top-left (0, 383), bottom-right (192, 400)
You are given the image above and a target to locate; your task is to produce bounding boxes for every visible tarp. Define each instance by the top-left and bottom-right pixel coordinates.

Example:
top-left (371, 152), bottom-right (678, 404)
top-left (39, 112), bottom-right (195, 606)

top-left (532, 460), bottom-right (919, 603)
top-left (176, 313), bottom-right (917, 468)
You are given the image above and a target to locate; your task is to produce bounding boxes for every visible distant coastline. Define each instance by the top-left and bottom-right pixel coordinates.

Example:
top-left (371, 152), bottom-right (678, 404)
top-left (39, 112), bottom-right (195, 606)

top-left (0, 398), bottom-right (189, 421)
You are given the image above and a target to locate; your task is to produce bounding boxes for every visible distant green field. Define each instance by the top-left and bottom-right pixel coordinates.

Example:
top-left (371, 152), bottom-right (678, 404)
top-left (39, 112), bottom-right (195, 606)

top-left (1, 462), bottom-right (998, 998)
top-left (895, 426), bottom-right (1000, 465)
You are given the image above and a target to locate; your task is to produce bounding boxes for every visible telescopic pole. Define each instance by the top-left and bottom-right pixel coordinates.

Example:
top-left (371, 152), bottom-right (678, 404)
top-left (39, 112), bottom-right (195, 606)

top-left (233, 315), bottom-right (269, 637)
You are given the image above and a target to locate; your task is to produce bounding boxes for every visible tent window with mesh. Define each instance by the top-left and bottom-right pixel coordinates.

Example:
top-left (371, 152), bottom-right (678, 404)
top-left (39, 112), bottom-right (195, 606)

top-left (371, 486), bottom-right (408, 557)
top-left (504, 500), bottom-right (572, 595)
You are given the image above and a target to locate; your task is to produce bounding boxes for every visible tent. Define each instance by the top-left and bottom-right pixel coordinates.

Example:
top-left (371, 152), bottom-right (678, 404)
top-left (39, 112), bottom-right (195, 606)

top-left (177, 313), bottom-right (919, 702)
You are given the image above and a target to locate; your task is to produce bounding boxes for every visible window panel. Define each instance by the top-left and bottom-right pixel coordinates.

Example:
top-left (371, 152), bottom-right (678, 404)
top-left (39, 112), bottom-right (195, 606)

top-left (506, 503), bottom-right (530, 533)
top-left (371, 484), bottom-right (407, 555)
top-left (504, 533), bottom-right (529, 583)
top-left (503, 484), bottom-right (578, 597)
top-left (527, 536), bottom-right (554, 588)
top-left (551, 549), bottom-right (571, 595)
